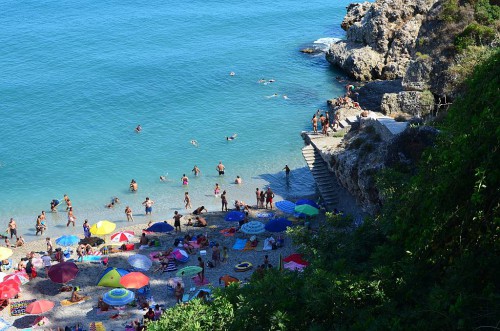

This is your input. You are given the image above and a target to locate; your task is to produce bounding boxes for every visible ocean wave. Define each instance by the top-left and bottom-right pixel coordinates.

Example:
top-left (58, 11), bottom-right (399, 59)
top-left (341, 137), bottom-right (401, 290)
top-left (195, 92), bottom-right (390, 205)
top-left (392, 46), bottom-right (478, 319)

top-left (313, 37), bottom-right (341, 45)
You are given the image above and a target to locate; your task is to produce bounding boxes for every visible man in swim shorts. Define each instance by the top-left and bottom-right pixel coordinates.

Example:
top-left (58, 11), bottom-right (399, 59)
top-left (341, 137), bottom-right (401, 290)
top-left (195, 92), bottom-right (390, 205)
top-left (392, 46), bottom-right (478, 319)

top-left (173, 211), bottom-right (182, 232)
top-left (216, 161), bottom-right (225, 176)
top-left (265, 187), bottom-right (275, 210)
top-left (142, 197), bottom-right (154, 215)
top-left (8, 218), bottom-right (17, 239)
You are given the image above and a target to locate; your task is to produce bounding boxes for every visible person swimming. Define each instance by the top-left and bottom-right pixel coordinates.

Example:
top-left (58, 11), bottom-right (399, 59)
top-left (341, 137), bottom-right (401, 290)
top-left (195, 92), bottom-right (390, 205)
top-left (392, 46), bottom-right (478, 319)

top-left (135, 125), bottom-right (142, 133)
top-left (283, 95), bottom-right (289, 100)
top-left (265, 93), bottom-right (279, 98)
top-left (226, 133), bottom-right (237, 141)
top-left (230, 71), bottom-right (235, 76)
top-left (190, 140), bottom-right (199, 147)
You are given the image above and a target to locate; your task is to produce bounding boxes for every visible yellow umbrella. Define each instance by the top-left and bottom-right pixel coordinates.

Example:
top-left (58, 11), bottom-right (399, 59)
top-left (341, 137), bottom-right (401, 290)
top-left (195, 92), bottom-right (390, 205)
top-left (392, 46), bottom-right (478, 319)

top-left (90, 220), bottom-right (116, 236)
top-left (0, 247), bottom-right (13, 260)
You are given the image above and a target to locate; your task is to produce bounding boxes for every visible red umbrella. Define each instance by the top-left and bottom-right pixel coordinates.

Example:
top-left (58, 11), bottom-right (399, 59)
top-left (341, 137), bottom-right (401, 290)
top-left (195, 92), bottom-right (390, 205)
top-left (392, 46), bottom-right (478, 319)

top-left (119, 272), bottom-right (149, 289)
top-left (1, 276), bottom-right (21, 287)
top-left (48, 262), bottom-right (79, 284)
top-left (283, 253), bottom-right (309, 266)
top-left (26, 300), bottom-right (55, 314)
top-left (0, 281), bottom-right (20, 299)
top-left (110, 230), bottom-right (135, 242)
top-left (4, 271), bottom-right (29, 285)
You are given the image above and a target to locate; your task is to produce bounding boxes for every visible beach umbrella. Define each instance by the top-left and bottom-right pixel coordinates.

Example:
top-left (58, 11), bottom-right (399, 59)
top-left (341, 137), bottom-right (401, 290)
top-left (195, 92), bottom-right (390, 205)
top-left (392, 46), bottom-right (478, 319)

top-left (275, 200), bottom-right (296, 214)
top-left (0, 247), bottom-right (13, 260)
top-left (119, 272), bottom-right (149, 289)
top-left (0, 281), bottom-right (20, 299)
top-left (26, 300), bottom-right (54, 315)
top-left (146, 222), bottom-right (174, 233)
top-left (55, 235), bottom-right (80, 246)
top-left (219, 275), bottom-right (239, 287)
top-left (224, 211), bottom-right (245, 222)
top-left (294, 204), bottom-right (319, 216)
top-left (97, 267), bottom-right (129, 288)
top-left (265, 218), bottom-right (293, 232)
top-left (284, 261), bottom-right (306, 271)
top-left (103, 288), bottom-right (135, 306)
top-left (295, 199), bottom-right (320, 209)
top-left (110, 230), bottom-right (135, 242)
top-left (283, 253), bottom-right (309, 266)
top-left (127, 254), bottom-right (153, 271)
top-left (240, 221), bottom-right (265, 235)
top-left (48, 262), bottom-right (79, 284)
top-left (90, 220), bottom-right (116, 236)
top-left (176, 266), bottom-right (202, 278)
top-left (4, 271), bottom-right (29, 285)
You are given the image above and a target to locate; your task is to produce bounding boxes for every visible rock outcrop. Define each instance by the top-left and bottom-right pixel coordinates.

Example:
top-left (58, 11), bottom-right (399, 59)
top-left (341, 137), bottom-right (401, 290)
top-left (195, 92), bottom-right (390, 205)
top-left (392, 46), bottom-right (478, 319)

top-left (327, 0), bottom-right (439, 81)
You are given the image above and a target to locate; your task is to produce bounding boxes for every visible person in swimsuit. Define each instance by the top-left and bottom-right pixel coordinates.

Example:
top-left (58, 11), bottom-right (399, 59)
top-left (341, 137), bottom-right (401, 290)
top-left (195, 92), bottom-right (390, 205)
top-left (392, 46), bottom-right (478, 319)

top-left (130, 179), bottom-right (138, 192)
top-left (173, 211), bottom-right (182, 232)
top-left (226, 134), bottom-right (237, 140)
top-left (312, 115), bottom-right (318, 134)
top-left (67, 207), bottom-right (76, 227)
top-left (259, 190), bottom-right (265, 208)
top-left (193, 206), bottom-right (207, 215)
top-left (8, 218), bottom-right (17, 239)
top-left (135, 125), bottom-right (142, 133)
top-left (214, 183), bottom-right (220, 196)
top-left (142, 197), bottom-right (154, 215)
top-left (181, 174), bottom-right (189, 185)
top-left (255, 188), bottom-right (261, 207)
top-left (83, 219), bottom-right (91, 238)
top-left (192, 165), bottom-right (201, 176)
top-left (265, 187), bottom-right (275, 209)
top-left (125, 206), bottom-right (134, 222)
top-left (283, 165), bottom-right (291, 176)
top-left (216, 161), bottom-right (225, 176)
top-left (221, 191), bottom-right (228, 211)
top-left (184, 192), bottom-right (191, 209)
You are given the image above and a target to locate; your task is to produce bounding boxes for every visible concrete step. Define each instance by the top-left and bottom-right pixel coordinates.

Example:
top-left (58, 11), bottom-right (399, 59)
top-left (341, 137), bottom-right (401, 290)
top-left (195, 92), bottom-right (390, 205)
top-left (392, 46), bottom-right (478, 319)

top-left (339, 120), bottom-right (350, 129)
top-left (346, 116), bottom-right (359, 125)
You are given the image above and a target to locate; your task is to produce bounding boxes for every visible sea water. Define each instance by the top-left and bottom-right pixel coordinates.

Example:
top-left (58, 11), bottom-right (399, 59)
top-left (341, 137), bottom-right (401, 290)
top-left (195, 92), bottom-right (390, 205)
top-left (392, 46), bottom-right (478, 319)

top-left (0, 0), bottom-right (352, 239)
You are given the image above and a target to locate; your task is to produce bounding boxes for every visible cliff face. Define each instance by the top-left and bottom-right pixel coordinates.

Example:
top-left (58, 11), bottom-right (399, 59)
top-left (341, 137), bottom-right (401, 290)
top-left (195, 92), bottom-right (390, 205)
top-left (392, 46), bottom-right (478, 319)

top-left (327, 0), bottom-right (440, 81)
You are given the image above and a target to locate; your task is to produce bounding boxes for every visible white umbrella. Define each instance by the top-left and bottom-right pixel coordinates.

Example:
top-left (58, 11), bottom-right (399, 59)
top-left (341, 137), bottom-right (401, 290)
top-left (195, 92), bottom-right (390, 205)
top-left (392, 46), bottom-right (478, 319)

top-left (240, 221), bottom-right (265, 235)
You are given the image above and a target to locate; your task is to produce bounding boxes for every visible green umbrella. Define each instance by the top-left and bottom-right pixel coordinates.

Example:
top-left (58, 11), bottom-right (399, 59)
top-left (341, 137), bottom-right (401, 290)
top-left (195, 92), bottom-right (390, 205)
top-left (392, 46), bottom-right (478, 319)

top-left (176, 266), bottom-right (202, 278)
top-left (294, 204), bottom-right (319, 216)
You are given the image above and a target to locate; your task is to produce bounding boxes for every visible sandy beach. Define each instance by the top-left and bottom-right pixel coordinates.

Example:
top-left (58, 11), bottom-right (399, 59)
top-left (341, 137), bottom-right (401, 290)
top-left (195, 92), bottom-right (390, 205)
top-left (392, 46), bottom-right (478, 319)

top-left (0, 208), bottom-right (305, 330)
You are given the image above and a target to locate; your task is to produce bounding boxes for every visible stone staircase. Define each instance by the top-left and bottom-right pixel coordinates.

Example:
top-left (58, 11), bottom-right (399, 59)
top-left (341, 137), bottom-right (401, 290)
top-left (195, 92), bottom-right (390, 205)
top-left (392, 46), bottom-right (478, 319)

top-left (301, 144), bottom-right (339, 211)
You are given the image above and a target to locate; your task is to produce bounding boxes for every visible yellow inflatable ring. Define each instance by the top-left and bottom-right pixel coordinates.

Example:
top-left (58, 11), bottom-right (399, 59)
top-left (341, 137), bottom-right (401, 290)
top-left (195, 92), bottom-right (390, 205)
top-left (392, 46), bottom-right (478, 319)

top-left (234, 261), bottom-right (253, 272)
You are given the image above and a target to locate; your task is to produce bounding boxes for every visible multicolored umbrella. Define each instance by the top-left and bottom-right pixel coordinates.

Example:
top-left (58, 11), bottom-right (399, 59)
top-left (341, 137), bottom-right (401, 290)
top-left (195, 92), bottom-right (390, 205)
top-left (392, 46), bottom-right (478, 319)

top-left (3, 271), bottom-right (29, 285)
top-left (48, 262), bottom-right (79, 284)
top-left (265, 218), bottom-right (293, 232)
top-left (224, 211), bottom-right (245, 222)
top-left (176, 266), bottom-right (202, 277)
top-left (240, 221), bottom-right (265, 234)
top-left (90, 220), bottom-right (116, 236)
top-left (119, 272), bottom-right (149, 289)
top-left (145, 222), bottom-right (174, 233)
top-left (295, 199), bottom-right (320, 209)
top-left (97, 267), bottom-right (129, 288)
top-left (26, 300), bottom-right (55, 315)
top-left (275, 200), bottom-right (296, 214)
top-left (127, 254), bottom-right (152, 271)
top-left (55, 235), bottom-right (80, 246)
top-left (294, 204), bottom-right (319, 216)
top-left (110, 230), bottom-right (135, 242)
top-left (0, 247), bottom-right (13, 260)
top-left (103, 288), bottom-right (135, 306)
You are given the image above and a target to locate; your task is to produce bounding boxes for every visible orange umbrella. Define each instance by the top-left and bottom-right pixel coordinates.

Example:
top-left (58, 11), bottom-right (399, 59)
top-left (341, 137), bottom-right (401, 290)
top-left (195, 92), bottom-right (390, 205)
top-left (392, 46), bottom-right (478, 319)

top-left (119, 272), bottom-right (149, 289)
top-left (26, 300), bottom-right (55, 314)
top-left (0, 281), bottom-right (20, 299)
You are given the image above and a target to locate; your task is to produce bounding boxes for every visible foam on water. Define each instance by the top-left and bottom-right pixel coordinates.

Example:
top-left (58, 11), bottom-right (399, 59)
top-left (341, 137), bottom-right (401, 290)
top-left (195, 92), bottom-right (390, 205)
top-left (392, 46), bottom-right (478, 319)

top-left (0, 0), bottom-right (353, 240)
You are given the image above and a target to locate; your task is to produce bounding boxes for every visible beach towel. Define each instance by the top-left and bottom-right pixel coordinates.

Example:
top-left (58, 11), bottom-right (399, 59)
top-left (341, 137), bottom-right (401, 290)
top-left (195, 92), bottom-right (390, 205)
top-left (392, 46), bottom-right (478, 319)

top-left (80, 255), bottom-right (104, 263)
top-left (243, 241), bottom-right (256, 251)
top-left (10, 299), bottom-right (36, 316)
top-left (90, 321), bottom-right (106, 331)
top-left (192, 275), bottom-right (210, 286)
top-left (60, 296), bottom-right (91, 306)
top-left (220, 228), bottom-right (237, 237)
top-left (0, 317), bottom-right (11, 331)
top-left (165, 260), bottom-right (178, 272)
top-left (232, 238), bottom-right (247, 250)
top-left (263, 237), bottom-right (275, 251)
top-left (189, 241), bottom-right (201, 249)
top-left (257, 212), bottom-right (275, 218)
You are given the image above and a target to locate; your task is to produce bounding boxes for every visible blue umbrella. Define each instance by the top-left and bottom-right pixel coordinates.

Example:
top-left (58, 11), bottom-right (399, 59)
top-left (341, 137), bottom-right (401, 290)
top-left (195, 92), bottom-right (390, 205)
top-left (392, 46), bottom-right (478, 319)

top-left (146, 222), bottom-right (174, 233)
top-left (265, 218), bottom-right (293, 232)
top-left (55, 235), bottom-right (79, 246)
top-left (275, 200), bottom-right (296, 214)
top-left (225, 211), bottom-right (245, 222)
top-left (103, 288), bottom-right (135, 306)
top-left (128, 254), bottom-right (153, 271)
top-left (295, 199), bottom-right (320, 209)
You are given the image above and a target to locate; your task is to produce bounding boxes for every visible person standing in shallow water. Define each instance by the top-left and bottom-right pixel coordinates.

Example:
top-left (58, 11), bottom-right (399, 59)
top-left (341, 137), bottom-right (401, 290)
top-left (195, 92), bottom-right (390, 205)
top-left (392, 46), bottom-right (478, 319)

top-left (216, 161), bottom-right (225, 176)
top-left (142, 197), bottom-right (154, 215)
top-left (192, 165), bottom-right (201, 176)
top-left (184, 192), bottom-right (191, 210)
top-left (67, 207), bottom-right (76, 227)
top-left (221, 190), bottom-right (228, 211)
top-left (125, 206), bottom-right (134, 222)
top-left (255, 188), bottom-right (260, 208)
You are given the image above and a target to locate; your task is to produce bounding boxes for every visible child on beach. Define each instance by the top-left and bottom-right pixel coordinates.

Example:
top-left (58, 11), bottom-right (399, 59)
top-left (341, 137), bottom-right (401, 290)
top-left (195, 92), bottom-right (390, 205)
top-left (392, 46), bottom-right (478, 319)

top-left (214, 183), bottom-right (220, 196)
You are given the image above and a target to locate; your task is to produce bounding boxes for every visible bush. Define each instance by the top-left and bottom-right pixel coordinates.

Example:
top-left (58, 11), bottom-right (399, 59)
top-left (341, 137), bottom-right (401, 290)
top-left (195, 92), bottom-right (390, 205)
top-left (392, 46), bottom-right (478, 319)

top-left (454, 23), bottom-right (496, 51)
top-left (474, 0), bottom-right (500, 25)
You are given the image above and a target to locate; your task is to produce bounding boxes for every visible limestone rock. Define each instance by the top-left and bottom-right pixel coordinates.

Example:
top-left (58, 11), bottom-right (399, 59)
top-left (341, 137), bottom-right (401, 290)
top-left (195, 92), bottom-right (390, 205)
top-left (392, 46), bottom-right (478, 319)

top-left (380, 91), bottom-right (434, 117)
top-left (327, 42), bottom-right (384, 81)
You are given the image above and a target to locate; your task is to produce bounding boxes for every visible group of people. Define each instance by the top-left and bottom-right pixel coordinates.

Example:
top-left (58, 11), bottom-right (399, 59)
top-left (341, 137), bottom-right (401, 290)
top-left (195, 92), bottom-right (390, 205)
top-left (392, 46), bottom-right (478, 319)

top-left (311, 111), bottom-right (332, 135)
top-left (255, 187), bottom-right (275, 209)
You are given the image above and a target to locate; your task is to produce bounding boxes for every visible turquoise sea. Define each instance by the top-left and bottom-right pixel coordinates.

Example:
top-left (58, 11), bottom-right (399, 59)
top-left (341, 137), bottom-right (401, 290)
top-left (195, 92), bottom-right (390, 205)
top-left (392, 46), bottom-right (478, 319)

top-left (0, 0), bottom-right (351, 239)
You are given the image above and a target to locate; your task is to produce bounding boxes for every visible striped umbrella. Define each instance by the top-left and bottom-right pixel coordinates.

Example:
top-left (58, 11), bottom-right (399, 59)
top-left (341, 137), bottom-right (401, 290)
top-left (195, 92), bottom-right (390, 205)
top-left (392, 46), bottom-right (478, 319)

top-left (110, 231), bottom-right (135, 242)
top-left (240, 221), bottom-right (265, 235)
top-left (275, 200), bottom-right (296, 214)
top-left (103, 288), bottom-right (135, 306)
top-left (127, 254), bottom-right (153, 271)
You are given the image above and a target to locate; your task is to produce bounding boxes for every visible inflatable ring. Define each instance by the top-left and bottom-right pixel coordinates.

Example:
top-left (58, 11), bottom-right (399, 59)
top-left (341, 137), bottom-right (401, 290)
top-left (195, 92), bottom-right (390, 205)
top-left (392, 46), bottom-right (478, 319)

top-left (234, 262), bottom-right (253, 272)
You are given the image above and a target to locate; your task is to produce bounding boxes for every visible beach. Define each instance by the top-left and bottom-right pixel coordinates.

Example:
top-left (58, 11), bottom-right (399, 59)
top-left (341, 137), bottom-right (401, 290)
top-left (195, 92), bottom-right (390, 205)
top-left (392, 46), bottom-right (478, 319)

top-left (0, 208), bottom-right (304, 330)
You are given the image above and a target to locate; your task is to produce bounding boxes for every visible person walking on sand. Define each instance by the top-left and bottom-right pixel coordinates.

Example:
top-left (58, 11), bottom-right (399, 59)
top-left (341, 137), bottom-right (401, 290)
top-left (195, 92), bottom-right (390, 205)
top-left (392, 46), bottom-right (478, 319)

top-left (221, 190), bottom-right (228, 211)
top-left (8, 218), bottom-right (17, 239)
top-left (216, 161), bottom-right (225, 176)
top-left (173, 211), bottom-right (182, 232)
top-left (255, 188), bottom-right (260, 208)
top-left (142, 197), bottom-right (154, 215)
top-left (265, 187), bottom-right (275, 210)
top-left (175, 282), bottom-right (184, 304)
top-left (198, 256), bottom-right (205, 282)
top-left (312, 115), bottom-right (318, 134)
top-left (184, 192), bottom-right (191, 209)
top-left (125, 206), bottom-right (134, 222)
top-left (212, 243), bottom-right (220, 267)
top-left (67, 207), bottom-right (76, 227)
top-left (192, 165), bottom-right (201, 176)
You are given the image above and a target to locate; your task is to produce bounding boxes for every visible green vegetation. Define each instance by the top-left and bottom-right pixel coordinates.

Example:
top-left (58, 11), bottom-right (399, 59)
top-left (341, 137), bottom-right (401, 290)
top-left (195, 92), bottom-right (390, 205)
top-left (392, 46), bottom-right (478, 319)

top-left (454, 22), bottom-right (496, 51)
top-left (147, 50), bottom-right (499, 331)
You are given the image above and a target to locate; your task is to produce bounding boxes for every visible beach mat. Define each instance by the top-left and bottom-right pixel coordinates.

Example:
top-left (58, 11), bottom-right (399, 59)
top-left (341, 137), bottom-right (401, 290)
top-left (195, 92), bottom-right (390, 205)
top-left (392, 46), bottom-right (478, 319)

top-left (0, 317), bottom-right (11, 331)
top-left (191, 275), bottom-right (210, 286)
top-left (10, 299), bottom-right (35, 316)
top-left (220, 228), bottom-right (237, 237)
top-left (90, 321), bottom-right (106, 331)
top-left (232, 238), bottom-right (247, 250)
top-left (243, 241), bottom-right (256, 251)
top-left (60, 296), bottom-right (91, 306)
